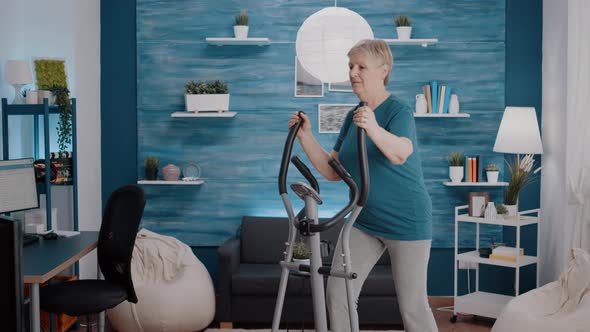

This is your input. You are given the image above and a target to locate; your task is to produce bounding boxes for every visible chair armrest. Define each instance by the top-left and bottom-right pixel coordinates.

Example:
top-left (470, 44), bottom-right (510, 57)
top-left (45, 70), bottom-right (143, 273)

top-left (216, 236), bottom-right (241, 321)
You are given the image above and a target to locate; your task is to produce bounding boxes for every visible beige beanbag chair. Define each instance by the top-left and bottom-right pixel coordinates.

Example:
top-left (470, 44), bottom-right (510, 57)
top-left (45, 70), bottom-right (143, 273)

top-left (108, 229), bottom-right (215, 332)
top-left (492, 248), bottom-right (590, 332)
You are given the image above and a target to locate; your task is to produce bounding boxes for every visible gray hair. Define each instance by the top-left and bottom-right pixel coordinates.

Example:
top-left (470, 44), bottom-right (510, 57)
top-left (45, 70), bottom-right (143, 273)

top-left (348, 39), bottom-right (394, 85)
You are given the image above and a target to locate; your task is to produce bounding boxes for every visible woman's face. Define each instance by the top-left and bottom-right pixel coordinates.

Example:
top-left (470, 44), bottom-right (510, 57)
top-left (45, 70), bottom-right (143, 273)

top-left (348, 52), bottom-right (387, 98)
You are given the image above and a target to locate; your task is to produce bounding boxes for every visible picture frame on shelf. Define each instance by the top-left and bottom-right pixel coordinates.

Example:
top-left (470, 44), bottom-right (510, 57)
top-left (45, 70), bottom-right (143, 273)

top-left (318, 104), bottom-right (355, 134)
top-left (468, 192), bottom-right (490, 217)
top-left (328, 80), bottom-right (353, 93)
top-left (294, 56), bottom-right (323, 97)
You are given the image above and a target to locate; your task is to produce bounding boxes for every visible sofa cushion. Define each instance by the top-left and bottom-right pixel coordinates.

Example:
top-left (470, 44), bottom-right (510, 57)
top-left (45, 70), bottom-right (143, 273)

top-left (232, 264), bottom-right (396, 296)
top-left (240, 216), bottom-right (392, 265)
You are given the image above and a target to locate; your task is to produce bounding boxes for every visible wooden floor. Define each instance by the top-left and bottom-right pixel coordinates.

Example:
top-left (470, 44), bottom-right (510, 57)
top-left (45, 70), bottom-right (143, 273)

top-left (70, 298), bottom-right (494, 332)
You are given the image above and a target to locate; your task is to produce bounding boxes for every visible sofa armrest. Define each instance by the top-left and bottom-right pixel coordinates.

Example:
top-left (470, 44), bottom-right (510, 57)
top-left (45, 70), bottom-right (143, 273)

top-left (216, 236), bottom-right (241, 321)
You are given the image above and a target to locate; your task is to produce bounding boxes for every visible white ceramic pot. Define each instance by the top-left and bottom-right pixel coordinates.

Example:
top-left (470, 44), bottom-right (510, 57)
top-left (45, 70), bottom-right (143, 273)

top-left (162, 164), bottom-right (181, 181)
top-left (185, 94), bottom-right (230, 113)
top-left (415, 94), bottom-right (427, 114)
top-left (37, 90), bottom-right (56, 104)
top-left (396, 26), bottom-right (412, 40)
top-left (505, 204), bottom-right (518, 217)
top-left (449, 166), bottom-right (464, 183)
top-left (484, 202), bottom-right (497, 220)
top-left (233, 25), bottom-right (249, 39)
top-left (486, 171), bottom-right (499, 183)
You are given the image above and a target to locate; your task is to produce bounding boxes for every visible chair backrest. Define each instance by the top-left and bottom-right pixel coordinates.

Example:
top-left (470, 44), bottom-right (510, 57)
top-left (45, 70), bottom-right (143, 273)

top-left (0, 217), bottom-right (24, 332)
top-left (98, 184), bottom-right (146, 303)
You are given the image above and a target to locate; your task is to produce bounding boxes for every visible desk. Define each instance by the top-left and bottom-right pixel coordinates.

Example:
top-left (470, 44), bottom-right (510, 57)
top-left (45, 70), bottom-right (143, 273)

top-left (23, 231), bottom-right (99, 332)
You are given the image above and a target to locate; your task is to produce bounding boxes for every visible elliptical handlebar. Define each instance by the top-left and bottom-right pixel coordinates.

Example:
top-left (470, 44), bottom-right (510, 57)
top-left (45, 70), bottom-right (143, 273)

top-left (279, 111), bottom-right (305, 195)
top-left (279, 102), bottom-right (370, 233)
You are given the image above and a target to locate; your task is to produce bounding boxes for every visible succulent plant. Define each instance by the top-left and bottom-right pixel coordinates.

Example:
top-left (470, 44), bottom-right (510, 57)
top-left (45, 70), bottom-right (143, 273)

top-left (185, 80), bottom-right (229, 94)
top-left (292, 241), bottom-right (311, 259)
top-left (234, 10), bottom-right (248, 26)
top-left (448, 152), bottom-right (465, 167)
top-left (395, 15), bottom-right (411, 27)
top-left (144, 156), bottom-right (159, 171)
top-left (495, 203), bottom-right (508, 215)
top-left (485, 164), bottom-right (500, 171)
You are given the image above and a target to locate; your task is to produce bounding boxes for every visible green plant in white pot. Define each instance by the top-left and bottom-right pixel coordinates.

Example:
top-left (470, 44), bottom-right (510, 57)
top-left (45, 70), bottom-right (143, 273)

top-left (184, 80), bottom-right (229, 114)
top-left (485, 164), bottom-right (500, 183)
top-left (395, 15), bottom-right (412, 40)
top-left (448, 151), bottom-right (465, 183)
top-left (234, 10), bottom-right (249, 39)
top-left (292, 240), bottom-right (311, 265)
top-left (504, 155), bottom-right (540, 216)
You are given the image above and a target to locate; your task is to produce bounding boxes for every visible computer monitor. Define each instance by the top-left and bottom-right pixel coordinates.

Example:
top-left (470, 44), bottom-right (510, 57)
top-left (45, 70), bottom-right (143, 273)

top-left (0, 158), bottom-right (38, 214)
top-left (0, 217), bottom-right (24, 332)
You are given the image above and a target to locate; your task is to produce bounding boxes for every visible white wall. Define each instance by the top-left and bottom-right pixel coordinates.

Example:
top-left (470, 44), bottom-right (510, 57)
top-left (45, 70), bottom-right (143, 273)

top-left (540, 0), bottom-right (568, 284)
top-left (1, 0), bottom-right (101, 279)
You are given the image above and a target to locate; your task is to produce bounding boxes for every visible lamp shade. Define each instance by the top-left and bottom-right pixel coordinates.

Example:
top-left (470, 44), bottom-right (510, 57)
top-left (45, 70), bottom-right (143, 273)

top-left (4, 60), bottom-right (33, 84)
top-left (493, 106), bottom-right (543, 154)
top-left (296, 7), bottom-right (374, 83)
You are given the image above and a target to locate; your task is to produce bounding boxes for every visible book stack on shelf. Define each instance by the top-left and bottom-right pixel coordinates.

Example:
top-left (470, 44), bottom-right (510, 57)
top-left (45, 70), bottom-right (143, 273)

top-left (422, 80), bottom-right (453, 114)
top-left (489, 246), bottom-right (524, 262)
top-left (464, 155), bottom-right (482, 182)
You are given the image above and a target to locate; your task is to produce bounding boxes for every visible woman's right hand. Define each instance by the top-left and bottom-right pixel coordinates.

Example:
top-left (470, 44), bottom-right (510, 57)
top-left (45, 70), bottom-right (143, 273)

top-left (289, 112), bottom-right (312, 139)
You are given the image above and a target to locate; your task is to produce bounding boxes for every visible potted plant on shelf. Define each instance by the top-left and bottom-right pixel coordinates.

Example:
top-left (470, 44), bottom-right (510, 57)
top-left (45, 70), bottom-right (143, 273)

top-left (292, 240), bottom-right (311, 267)
top-left (395, 15), bottom-right (412, 40)
top-left (504, 154), bottom-right (540, 216)
top-left (234, 10), bottom-right (249, 39)
top-left (144, 156), bottom-right (159, 181)
top-left (448, 151), bottom-right (465, 183)
top-left (485, 164), bottom-right (500, 183)
top-left (184, 80), bottom-right (230, 113)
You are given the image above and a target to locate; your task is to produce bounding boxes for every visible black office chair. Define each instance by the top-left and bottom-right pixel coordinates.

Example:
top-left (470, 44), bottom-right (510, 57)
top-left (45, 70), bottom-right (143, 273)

top-left (40, 184), bottom-right (146, 330)
top-left (0, 217), bottom-right (25, 332)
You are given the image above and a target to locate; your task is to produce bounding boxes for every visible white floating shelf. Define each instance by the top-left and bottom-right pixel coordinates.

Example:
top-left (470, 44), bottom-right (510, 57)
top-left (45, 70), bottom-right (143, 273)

top-left (382, 38), bottom-right (438, 47)
top-left (138, 180), bottom-right (204, 185)
top-left (206, 37), bottom-right (270, 46)
top-left (457, 250), bottom-right (537, 268)
top-left (444, 181), bottom-right (508, 186)
top-left (414, 113), bottom-right (470, 118)
top-left (171, 111), bottom-right (237, 118)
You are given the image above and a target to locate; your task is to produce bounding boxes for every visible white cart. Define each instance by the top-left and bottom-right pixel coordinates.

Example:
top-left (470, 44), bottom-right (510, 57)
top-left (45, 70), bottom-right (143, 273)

top-left (452, 205), bottom-right (540, 323)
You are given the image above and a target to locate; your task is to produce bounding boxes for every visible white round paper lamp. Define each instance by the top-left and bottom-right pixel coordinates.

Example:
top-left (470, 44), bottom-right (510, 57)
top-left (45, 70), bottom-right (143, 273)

top-left (296, 7), bottom-right (374, 83)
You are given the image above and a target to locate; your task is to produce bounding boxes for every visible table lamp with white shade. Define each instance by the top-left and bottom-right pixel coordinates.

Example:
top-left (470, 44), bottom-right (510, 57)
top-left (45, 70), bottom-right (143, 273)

top-left (3, 60), bottom-right (33, 104)
top-left (493, 106), bottom-right (543, 214)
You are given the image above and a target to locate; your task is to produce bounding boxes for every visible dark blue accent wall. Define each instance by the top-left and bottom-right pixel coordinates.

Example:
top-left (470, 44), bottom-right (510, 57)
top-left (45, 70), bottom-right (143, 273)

top-left (100, 0), bottom-right (137, 206)
top-left (101, 0), bottom-right (543, 295)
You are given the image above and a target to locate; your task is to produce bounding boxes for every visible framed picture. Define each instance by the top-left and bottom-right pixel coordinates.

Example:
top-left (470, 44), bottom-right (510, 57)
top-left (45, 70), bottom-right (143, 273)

top-left (468, 192), bottom-right (491, 217)
top-left (328, 80), bottom-right (353, 93)
top-left (318, 104), bottom-right (355, 134)
top-left (294, 56), bottom-right (324, 97)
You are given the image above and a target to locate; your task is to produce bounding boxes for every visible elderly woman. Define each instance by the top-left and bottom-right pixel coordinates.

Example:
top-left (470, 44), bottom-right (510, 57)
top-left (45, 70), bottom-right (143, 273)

top-left (288, 39), bottom-right (437, 332)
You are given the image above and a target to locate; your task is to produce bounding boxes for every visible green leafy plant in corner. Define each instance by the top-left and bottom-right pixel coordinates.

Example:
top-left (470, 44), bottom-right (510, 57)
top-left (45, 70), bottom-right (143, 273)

top-left (447, 152), bottom-right (465, 167)
top-left (49, 86), bottom-right (72, 152)
top-left (395, 15), bottom-right (411, 27)
top-left (292, 241), bottom-right (311, 260)
top-left (234, 10), bottom-right (249, 26)
top-left (185, 80), bottom-right (228, 94)
top-left (485, 164), bottom-right (500, 172)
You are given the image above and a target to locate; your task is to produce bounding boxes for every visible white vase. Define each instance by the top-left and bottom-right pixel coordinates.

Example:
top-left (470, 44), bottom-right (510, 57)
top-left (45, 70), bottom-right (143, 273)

top-left (505, 204), bottom-right (518, 217)
top-left (449, 94), bottom-right (460, 114)
top-left (415, 94), bottom-right (427, 114)
top-left (484, 202), bottom-right (497, 220)
top-left (292, 258), bottom-right (310, 275)
top-left (396, 26), bottom-right (412, 40)
top-left (185, 94), bottom-right (230, 113)
top-left (233, 25), bottom-right (249, 39)
top-left (486, 171), bottom-right (499, 183)
top-left (449, 166), bottom-right (464, 183)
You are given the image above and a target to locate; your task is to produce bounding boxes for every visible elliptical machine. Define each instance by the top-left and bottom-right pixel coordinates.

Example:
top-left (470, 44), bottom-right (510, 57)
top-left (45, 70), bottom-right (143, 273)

top-left (272, 105), bottom-right (370, 332)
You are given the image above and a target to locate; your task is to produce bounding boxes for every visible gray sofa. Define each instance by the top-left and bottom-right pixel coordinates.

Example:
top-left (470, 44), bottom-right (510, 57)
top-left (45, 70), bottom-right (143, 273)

top-left (216, 216), bottom-right (402, 327)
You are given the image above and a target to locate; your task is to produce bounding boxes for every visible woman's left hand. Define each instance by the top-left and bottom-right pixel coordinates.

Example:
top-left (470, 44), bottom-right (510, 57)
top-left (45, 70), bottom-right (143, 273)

top-left (353, 105), bottom-right (378, 132)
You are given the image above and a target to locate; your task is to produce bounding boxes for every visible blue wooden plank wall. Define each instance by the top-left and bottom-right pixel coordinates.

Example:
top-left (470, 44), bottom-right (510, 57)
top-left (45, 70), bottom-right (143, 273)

top-left (137, 0), bottom-right (506, 248)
